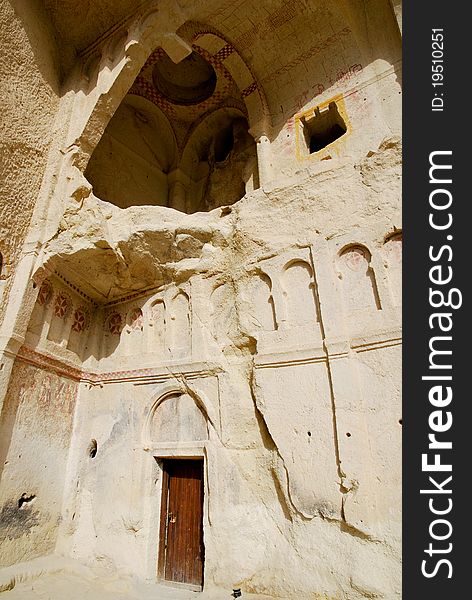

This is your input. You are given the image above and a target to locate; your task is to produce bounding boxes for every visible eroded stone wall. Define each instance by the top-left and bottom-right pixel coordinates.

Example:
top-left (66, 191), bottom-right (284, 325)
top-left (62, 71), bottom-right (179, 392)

top-left (0, 360), bottom-right (78, 567)
top-left (23, 131), bottom-right (401, 596)
top-left (0, 0), bottom-right (61, 323)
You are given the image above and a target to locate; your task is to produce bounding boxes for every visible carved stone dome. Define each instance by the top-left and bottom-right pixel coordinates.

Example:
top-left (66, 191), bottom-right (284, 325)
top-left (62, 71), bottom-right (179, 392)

top-left (152, 51), bottom-right (216, 105)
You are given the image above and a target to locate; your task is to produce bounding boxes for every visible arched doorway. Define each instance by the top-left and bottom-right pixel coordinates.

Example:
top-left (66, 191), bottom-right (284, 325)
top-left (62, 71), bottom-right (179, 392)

top-left (146, 390), bottom-right (209, 590)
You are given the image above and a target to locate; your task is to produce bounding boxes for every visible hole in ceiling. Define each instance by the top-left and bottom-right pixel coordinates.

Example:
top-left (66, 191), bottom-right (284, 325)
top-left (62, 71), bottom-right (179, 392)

top-left (152, 51), bottom-right (217, 105)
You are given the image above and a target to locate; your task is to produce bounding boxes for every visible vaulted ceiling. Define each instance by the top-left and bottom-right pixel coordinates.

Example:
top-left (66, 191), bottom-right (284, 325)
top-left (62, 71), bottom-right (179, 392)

top-left (39, 0), bottom-right (400, 126)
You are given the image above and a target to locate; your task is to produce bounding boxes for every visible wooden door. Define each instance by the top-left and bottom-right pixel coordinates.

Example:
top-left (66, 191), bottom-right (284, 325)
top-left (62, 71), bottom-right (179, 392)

top-left (158, 459), bottom-right (204, 588)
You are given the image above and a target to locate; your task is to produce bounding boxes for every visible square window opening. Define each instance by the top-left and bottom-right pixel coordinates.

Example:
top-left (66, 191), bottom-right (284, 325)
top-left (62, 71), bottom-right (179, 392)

top-left (302, 102), bottom-right (347, 154)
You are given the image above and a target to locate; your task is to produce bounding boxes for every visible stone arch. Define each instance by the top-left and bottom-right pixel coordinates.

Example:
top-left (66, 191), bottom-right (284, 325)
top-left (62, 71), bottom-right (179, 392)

top-left (67, 16), bottom-right (270, 211)
top-left (181, 107), bottom-right (248, 170)
top-left (84, 96), bottom-right (178, 208)
top-left (73, 14), bottom-right (180, 172)
top-left (281, 260), bottom-right (318, 327)
top-left (246, 272), bottom-right (277, 331)
top-left (142, 383), bottom-right (216, 447)
top-left (169, 290), bottom-right (191, 359)
top-left (176, 21), bottom-right (269, 132)
top-left (338, 244), bottom-right (381, 311)
top-left (179, 107), bottom-right (259, 212)
top-left (150, 393), bottom-right (208, 444)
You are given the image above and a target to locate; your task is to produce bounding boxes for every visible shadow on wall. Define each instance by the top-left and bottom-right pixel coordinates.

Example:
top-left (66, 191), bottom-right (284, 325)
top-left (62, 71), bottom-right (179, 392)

top-left (8, 0), bottom-right (63, 92)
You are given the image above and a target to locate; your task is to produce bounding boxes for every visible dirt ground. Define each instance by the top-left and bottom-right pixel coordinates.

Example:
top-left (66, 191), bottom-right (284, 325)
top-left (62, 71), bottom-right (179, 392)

top-left (0, 561), bottom-right (277, 600)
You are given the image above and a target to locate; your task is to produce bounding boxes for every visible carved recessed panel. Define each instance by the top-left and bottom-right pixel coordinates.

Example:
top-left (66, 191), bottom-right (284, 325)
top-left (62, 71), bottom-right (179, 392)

top-left (338, 245), bottom-right (381, 312)
top-left (37, 280), bottom-right (53, 306)
top-left (281, 260), bottom-right (318, 327)
top-left (128, 307), bottom-right (143, 331)
top-left (246, 273), bottom-right (277, 332)
top-left (149, 393), bottom-right (208, 444)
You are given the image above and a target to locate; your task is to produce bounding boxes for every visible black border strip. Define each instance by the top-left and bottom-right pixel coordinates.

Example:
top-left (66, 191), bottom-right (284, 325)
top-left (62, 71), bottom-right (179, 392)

top-left (404, 2), bottom-right (467, 597)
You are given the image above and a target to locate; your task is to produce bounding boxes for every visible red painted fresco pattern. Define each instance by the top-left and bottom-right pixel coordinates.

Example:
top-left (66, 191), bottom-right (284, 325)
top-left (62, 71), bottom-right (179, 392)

top-left (54, 292), bottom-right (72, 319)
top-left (107, 312), bottom-right (123, 335)
top-left (71, 308), bottom-right (88, 333)
top-left (5, 359), bottom-right (78, 444)
top-left (37, 280), bottom-right (53, 306)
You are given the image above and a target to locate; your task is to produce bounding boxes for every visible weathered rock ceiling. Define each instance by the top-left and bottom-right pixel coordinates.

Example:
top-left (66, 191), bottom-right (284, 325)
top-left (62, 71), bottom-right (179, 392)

top-left (44, 0), bottom-right (327, 61)
top-left (42, 0), bottom-right (151, 56)
top-left (40, 0), bottom-right (399, 124)
top-left (46, 0), bottom-right (354, 69)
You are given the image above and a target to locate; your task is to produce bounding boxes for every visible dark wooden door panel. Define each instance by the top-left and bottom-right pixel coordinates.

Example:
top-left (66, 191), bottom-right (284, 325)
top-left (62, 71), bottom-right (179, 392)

top-left (159, 459), bottom-right (204, 587)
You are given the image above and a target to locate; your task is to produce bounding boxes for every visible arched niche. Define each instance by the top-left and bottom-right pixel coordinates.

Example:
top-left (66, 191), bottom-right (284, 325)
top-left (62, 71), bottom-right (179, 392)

top-left (85, 95), bottom-right (177, 209)
top-left (127, 307), bottom-right (144, 331)
top-left (67, 307), bottom-right (89, 357)
top-left (179, 107), bottom-right (259, 213)
top-left (149, 299), bottom-right (166, 354)
top-left (27, 279), bottom-right (53, 339)
top-left (245, 273), bottom-right (277, 331)
top-left (169, 291), bottom-right (191, 359)
top-left (338, 245), bottom-right (381, 311)
top-left (46, 290), bottom-right (73, 344)
top-left (147, 392), bottom-right (209, 445)
top-left (281, 260), bottom-right (317, 327)
top-left (119, 306), bottom-right (144, 357)
top-left (100, 310), bottom-right (123, 358)
top-left (209, 282), bottom-right (234, 342)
